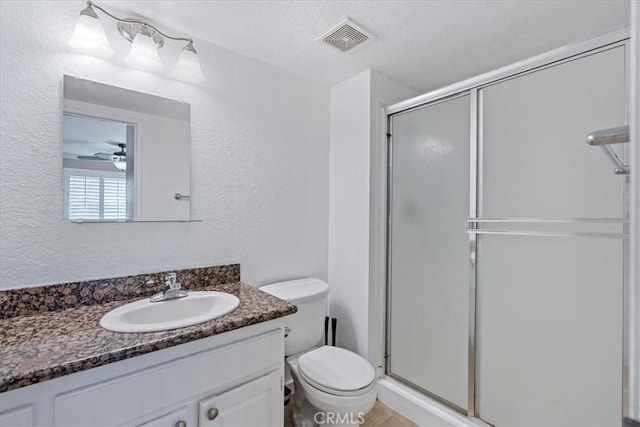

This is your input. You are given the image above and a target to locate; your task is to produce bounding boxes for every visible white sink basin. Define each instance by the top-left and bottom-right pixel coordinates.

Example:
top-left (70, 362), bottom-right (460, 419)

top-left (100, 291), bottom-right (240, 333)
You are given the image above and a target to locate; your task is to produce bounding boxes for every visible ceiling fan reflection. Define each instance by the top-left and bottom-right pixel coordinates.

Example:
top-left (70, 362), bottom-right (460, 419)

top-left (77, 142), bottom-right (127, 171)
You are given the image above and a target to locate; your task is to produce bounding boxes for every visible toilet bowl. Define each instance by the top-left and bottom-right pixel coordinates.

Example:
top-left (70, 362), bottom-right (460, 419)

top-left (261, 279), bottom-right (377, 426)
top-left (289, 346), bottom-right (377, 417)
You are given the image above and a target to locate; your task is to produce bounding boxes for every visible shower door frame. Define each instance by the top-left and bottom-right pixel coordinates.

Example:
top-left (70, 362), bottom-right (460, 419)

top-left (383, 28), bottom-right (631, 424)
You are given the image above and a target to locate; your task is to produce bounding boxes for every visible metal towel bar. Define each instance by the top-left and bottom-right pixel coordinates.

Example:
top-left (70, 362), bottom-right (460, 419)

top-left (467, 217), bottom-right (627, 224)
top-left (466, 217), bottom-right (628, 240)
top-left (466, 229), bottom-right (627, 240)
top-left (586, 125), bottom-right (629, 145)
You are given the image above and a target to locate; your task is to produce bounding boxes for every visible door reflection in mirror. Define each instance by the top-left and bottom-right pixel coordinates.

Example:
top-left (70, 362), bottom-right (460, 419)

top-left (62, 114), bottom-right (134, 220)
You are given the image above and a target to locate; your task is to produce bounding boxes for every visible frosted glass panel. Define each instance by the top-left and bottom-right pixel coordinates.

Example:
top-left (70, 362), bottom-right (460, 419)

top-left (481, 46), bottom-right (625, 218)
top-left (388, 95), bottom-right (470, 410)
top-left (476, 236), bottom-right (623, 426)
top-left (477, 46), bottom-right (625, 426)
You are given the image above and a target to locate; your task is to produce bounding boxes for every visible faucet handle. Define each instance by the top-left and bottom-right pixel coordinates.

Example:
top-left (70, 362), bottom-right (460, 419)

top-left (150, 273), bottom-right (187, 302)
top-left (165, 272), bottom-right (180, 290)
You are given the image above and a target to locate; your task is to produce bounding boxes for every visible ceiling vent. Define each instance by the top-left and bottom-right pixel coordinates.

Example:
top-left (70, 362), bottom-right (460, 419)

top-left (317, 18), bottom-right (375, 54)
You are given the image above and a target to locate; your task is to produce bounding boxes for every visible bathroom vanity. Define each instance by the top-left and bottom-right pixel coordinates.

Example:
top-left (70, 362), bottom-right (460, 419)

top-left (0, 265), bottom-right (297, 427)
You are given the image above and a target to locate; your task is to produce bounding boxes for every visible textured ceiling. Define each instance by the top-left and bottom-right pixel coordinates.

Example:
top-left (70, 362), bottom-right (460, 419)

top-left (104, 0), bottom-right (630, 92)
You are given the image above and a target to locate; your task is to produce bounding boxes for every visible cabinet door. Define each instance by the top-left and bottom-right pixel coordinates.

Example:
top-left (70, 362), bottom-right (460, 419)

top-left (0, 405), bottom-right (33, 427)
top-left (199, 371), bottom-right (282, 427)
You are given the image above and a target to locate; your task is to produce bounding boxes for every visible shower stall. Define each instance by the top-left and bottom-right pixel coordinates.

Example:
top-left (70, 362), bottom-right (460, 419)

top-left (385, 34), bottom-right (630, 426)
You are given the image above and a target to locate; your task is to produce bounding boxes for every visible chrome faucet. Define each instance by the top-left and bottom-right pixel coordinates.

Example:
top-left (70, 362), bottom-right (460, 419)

top-left (150, 272), bottom-right (188, 302)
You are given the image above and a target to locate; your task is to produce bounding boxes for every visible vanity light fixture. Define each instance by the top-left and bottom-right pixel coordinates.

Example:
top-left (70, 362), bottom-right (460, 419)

top-left (68, 1), bottom-right (205, 83)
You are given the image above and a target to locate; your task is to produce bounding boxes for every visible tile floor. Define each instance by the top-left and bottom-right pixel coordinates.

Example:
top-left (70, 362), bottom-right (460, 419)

top-left (362, 401), bottom-right (417, 427)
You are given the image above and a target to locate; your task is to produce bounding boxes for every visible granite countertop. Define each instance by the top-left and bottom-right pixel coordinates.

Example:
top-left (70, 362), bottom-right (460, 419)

top-left (0, 281), bottom-right (297, 393)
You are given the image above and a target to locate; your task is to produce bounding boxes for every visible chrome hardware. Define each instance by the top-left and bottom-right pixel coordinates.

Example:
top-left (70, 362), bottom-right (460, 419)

top-left (207, 408), bottom-right (219, 421)
top-left (174, 193), bottom-right (191, 200)
top-left (587, 125), bottom-right (629, 145)
top-left (600, 144), bottom-right (629, 175)
top-left (150, 272), bottom-right (189, 302)
top-left (284, 326), bottom-right (291, 337)
top-left (586, 125), bottom-right (630, 175)
top-left (175, 421), bottom-right (187, 427)
top-left (468, 217), bottom-right (628, 224)
top-left (466, 217), bottom-right (629, 240)
top-left (166, 272), bottom-right (179, 289)
top-left (118, 21), bottom-right (164, 48)
top-left (467, 229), bottom-right (627, 240)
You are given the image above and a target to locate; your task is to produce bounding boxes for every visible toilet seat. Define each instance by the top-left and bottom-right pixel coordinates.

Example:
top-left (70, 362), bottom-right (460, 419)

top-left (297, 346), bottom-right (376, 397)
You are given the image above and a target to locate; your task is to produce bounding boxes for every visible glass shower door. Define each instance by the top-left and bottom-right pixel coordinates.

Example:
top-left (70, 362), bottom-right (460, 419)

top-left (387, 94), bottom-right (470, 411)
top-left (475, 45), bottom-right (626, 426)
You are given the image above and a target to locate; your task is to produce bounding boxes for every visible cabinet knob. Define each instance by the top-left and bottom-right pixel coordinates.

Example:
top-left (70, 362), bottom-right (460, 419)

top-left (175, 421), bottom-right (187, 427)
top-left (207, 408), bottom-right (219, 421)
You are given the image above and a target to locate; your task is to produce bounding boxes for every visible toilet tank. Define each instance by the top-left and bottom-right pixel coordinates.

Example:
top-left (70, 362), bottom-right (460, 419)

top-left (261, 278), bottom-right (329, 356)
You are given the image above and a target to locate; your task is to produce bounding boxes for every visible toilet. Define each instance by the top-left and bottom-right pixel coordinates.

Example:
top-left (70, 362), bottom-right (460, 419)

top-left (261, 278), bottom-right (377, 426)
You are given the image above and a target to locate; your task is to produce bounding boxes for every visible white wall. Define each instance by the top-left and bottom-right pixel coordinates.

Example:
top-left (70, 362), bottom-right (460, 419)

top-left (0, 1), bottom-right (329, 289)
top-left (328, 70), bottom-right (371, 356)
top-left (328, 70), bottom-right (416, 358)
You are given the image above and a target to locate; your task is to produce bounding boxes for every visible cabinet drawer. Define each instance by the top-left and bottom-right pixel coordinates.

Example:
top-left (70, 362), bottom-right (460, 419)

top-left (136, 406), bottom-right (188, 427)
top-left (55, 329), bottom-right (283, 426)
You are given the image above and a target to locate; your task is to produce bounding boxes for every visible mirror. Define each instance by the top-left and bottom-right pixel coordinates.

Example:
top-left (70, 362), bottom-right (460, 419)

top-left (62, 76), bottom-right (191, 222)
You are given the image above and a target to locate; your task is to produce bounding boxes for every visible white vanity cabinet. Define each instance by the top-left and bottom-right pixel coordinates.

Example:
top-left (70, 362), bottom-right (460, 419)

top-left (0, 324), bottom-right (285, 427)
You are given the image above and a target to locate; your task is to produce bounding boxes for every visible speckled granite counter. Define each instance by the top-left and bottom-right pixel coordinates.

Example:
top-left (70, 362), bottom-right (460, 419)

top-left (0, 279), bottom-right (296, 393)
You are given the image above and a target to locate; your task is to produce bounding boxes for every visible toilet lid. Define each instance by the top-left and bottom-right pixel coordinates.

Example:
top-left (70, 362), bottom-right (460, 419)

top-left (297, 346), bottom-right (375, 395)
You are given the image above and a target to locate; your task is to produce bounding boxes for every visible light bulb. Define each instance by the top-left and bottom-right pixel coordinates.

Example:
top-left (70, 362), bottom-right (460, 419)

top-left (126, 28), bottom-right (163, 71)
top-left (172, 42), bottom-right (205, 84)
top-left (68, 5), bottom-right (113, 57)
